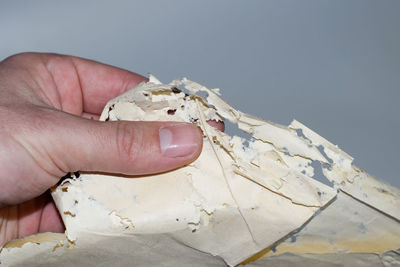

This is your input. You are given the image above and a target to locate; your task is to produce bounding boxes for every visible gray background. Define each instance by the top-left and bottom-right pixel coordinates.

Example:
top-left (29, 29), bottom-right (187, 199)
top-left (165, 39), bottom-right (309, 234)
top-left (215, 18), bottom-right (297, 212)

top-left (1, 0), bottom-right (399, 187)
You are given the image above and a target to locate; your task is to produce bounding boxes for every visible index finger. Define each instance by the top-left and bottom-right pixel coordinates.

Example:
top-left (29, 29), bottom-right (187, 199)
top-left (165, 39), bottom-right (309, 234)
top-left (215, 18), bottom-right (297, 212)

top-left (70, 56), bottom-right (147, 114)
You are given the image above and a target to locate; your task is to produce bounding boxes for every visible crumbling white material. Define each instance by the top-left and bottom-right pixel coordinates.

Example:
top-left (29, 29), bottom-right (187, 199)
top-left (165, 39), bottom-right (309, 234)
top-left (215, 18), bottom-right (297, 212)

top-left (1, 76), bottom-right (399, 266)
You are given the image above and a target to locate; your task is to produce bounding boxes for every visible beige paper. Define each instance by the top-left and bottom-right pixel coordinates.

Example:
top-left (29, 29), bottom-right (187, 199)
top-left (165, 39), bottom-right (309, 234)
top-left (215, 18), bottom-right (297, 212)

top-left (1, 76), bottom-right (399, 266)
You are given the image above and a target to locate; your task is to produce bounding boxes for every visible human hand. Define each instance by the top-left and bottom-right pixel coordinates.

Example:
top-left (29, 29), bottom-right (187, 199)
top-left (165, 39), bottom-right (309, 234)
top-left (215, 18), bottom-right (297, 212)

top-left (0, 53), bottom-right (221, 246)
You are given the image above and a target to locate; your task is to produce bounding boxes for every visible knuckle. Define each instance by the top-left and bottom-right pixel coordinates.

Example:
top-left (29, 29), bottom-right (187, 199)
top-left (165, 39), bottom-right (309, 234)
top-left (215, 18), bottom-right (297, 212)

top-left (2, 52), bottom-right (36, 65)
top-left (115, 122), bottom-right (142, 162)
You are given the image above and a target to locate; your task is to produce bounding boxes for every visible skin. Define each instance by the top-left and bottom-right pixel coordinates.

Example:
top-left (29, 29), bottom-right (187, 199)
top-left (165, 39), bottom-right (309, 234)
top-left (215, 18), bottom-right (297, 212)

top-left (0, 53), bottom-right (223, 246)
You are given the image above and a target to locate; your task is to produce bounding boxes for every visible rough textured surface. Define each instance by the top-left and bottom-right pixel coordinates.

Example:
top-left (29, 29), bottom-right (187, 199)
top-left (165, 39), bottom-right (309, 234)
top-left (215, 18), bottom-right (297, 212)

top-left (1, 77), bottom-right (399, 266)
top-left (248, 250), bottom-right (400, 267)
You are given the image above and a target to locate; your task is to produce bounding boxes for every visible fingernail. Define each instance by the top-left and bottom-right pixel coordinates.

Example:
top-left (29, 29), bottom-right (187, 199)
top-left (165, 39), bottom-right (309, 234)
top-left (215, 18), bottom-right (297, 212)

top-left (159, 123), bottom-right (201, 158)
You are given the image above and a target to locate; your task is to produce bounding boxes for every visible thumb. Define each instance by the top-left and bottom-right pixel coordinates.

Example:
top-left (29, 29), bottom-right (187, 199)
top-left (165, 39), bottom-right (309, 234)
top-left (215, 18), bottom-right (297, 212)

top-left (0, 110), bottom-right (203, 206)
top-left (50, 115), bottom-right (203, 176)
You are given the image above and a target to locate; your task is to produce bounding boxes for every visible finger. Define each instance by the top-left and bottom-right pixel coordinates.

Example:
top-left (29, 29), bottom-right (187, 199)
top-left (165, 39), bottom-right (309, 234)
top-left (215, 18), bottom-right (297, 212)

top-left (206, 120), bottom-right (225, 132)
top-left (82, 112), bottom-right (99, 120)
top-left (42, 112), bottom-right (203, 176)
top-left (69, 56), bottom-right (148, 114)
top-left (0, 193), bottom-right (64, 245)
top-left (12, 53), bottom-right (147, 115)
top-left (38, 195), bottom-right (65, 234)
top-left (8, 193), bottom-right (62, 240)
top-left (82, 114), bottom-right (225, 131)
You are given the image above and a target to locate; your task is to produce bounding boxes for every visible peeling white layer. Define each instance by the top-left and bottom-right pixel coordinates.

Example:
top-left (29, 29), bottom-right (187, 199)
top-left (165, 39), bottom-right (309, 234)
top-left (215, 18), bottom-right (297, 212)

top-left (1, 76), bottom-right (399, 267)
top-left (290, 120), bottom-right (400, 219)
